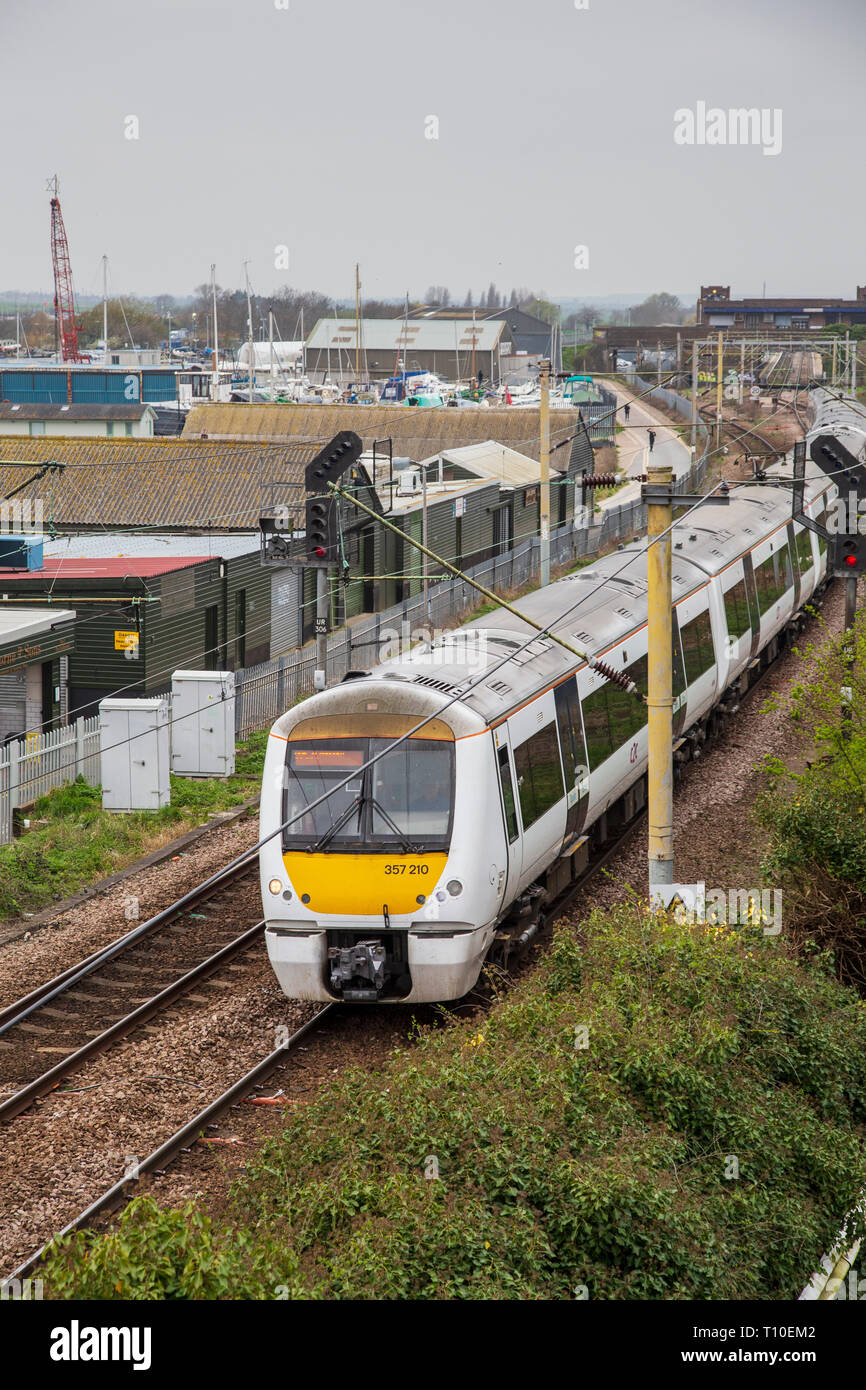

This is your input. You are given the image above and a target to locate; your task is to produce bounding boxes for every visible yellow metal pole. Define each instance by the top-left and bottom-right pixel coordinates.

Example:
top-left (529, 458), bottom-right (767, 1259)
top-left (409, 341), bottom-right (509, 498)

top-left (540, 357), bottom-right (551, 585)
top-left (647, 458), bottom-right (674, 891)
top-left (715, 330), bottom-right (723, 445)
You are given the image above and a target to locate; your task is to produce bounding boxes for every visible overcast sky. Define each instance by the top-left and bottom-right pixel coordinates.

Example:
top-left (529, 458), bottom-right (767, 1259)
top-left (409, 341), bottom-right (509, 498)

top-left (2, 0), bottom-right (864, 304)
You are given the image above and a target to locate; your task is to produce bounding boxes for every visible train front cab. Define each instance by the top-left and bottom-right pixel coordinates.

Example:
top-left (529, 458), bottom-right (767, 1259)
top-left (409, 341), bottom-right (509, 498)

top-left (262, 704), bottom-right (501, 1004)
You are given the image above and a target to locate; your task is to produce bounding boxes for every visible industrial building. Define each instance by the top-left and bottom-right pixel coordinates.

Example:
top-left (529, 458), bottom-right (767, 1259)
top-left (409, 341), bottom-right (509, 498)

top-left (303, 317), bottom-right (512, 383)
top-left (0, 402), bottom-right (156, 438)
top-left (697, 284), bottom-right (866, 331)
top-left (0, 607), bottom-right (75, 741)
top-left (0, 544), bottom-right (269, 722)
top-left (0, 363), bottom-right (215, 407)
top-left (0, 411), bottom-right (596, 695)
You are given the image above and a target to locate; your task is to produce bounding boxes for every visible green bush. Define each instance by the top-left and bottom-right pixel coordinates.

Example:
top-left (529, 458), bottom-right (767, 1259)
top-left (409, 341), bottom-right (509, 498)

top-left (39, 902), bottom-right (866, 1300)
top-left (758, 616), bottom-right (866, 985)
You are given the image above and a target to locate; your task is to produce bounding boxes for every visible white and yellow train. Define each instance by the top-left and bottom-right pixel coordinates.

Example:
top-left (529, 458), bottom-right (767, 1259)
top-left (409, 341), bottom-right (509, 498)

top-left (260, 410), bottom-right (841, 1004)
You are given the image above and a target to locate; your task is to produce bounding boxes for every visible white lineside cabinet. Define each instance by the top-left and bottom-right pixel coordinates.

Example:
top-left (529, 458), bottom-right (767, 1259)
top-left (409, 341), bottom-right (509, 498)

top-left (99, 698), bottom-right (170, 812)
top-left (170, 670), bottom-right (235, 778)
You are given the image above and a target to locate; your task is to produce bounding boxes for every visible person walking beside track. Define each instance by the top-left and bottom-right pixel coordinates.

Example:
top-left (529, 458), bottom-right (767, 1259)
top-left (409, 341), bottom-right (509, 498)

top-left (648, 428), bottom-right (656, 453)
top-left (623, 403), bottom-right (630, 422)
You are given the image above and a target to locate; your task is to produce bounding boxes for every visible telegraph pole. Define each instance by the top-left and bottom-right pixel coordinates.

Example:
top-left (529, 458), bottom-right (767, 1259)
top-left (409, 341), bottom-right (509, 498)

top-left (539, 357), bottom-right (551, 585)
top-left (645, 459), bottom-right (674, 889)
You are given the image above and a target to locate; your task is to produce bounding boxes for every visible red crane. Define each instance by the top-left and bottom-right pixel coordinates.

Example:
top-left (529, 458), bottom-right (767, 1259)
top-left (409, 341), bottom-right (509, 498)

top-left (48, 175), bottom-right (81, 363)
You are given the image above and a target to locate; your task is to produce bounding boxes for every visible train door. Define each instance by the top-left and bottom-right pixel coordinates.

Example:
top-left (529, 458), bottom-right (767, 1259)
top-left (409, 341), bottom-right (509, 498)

top-left (554, 675), bottom-right (590, 848)
top-left (492, 725), bottom-right (522, 907)
top-left (741, 554), bottom-right (761, 661)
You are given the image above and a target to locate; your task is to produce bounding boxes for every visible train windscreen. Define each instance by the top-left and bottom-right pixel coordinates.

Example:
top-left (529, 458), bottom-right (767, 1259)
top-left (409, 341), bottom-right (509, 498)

top-left (283, 738), bottom-right (454, 851)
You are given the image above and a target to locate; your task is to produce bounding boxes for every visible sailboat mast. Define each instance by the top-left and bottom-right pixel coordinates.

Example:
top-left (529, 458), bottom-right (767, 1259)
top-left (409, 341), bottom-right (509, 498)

top-left (244, 260), bottom-right (254, 403)
top-left (102, 254), bottom-right (108, 366)
top-left (211, 264), bottom-right (219, 400)
top-left (355, 263), bottom-right (360, 383)
top-left (472, 308), bottom-right (476, 385)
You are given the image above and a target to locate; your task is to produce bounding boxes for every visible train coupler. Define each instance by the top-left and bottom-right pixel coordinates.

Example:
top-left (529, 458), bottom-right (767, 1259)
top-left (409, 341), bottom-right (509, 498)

top-left (327, 939), bottom-right (387, 1001)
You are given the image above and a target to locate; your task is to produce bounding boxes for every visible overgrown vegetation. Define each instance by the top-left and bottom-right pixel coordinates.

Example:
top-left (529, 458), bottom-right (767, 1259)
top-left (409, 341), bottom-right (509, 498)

top-left (0, 730), bottom-right (268, 920)
top-left (759, 613), bottom-right (866, 987)
top-left (40, 899), bottom-right (866, 1299)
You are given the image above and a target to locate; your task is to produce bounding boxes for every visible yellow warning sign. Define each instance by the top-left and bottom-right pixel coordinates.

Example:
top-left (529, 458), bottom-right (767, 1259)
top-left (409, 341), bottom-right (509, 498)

top-left (114, 630), bottom-right (139, 652)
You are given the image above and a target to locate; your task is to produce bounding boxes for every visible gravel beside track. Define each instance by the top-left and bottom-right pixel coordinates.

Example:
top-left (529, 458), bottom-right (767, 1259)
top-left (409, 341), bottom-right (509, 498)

top-left (0, 816), bottom-right (260, 1012)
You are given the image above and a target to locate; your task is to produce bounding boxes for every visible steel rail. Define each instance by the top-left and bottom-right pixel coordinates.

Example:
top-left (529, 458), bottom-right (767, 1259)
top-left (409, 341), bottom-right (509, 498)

top-left (0, 919), bottom-right (266, 1123)
top-left (0, 859), bottom-right (257, 1037)
top-left (7, 1003), bottom-right (336, 1282)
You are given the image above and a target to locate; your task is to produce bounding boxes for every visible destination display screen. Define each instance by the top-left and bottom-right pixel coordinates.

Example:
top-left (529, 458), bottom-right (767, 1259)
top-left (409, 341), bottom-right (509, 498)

top-left (289, 746), bottom-right (364, 771)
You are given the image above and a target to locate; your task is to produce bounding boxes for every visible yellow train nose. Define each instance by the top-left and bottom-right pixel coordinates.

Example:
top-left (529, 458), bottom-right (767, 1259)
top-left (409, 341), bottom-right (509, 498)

top-left (282, 852), bottom-right (448, 915)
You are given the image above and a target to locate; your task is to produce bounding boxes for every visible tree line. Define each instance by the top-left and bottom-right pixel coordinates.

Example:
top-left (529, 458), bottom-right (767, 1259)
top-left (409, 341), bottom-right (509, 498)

top-left (0, 286), bottom-right (690, 354)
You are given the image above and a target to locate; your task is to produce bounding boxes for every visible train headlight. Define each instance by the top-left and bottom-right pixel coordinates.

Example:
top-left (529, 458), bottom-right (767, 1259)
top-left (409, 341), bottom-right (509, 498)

top-left (268, 879), bottom-right (283, 896)
top-left (446, 879), bottom-right (463, 897)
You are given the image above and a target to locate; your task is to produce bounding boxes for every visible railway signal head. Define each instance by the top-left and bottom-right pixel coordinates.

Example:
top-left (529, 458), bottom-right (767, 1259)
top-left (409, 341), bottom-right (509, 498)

top-left (305, 494), bottom-right (337, 561)
top-left (834, 532), bottom-right (866, 576)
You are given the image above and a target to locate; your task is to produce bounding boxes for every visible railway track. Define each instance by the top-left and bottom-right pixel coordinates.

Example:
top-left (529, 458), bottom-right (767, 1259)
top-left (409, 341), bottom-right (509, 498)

top-left (7, 1003), bottom-right (334, 1282)
top-left (0, 857), bottom-right (262, 1122)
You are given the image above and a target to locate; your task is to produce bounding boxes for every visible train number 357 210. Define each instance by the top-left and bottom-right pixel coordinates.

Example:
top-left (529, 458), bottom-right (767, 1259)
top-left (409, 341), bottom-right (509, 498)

top-left (384, 864), bottom-right (429, 875)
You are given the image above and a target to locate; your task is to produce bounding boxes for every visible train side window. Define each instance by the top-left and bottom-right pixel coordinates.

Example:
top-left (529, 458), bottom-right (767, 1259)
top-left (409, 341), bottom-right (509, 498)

top-left (671, 614), bottom-right (687, 697)
top-left (680, 610), bottom-right (715, 684)
top-left (815, 509), bottom-right (829, 556)
top-left (497, 745), bottom-right (519, 843)
top-left (608, 654), bottom-right (647, 750)
top-left (753, 547), bottom-right (791, 615)
top-left (513, 723), bottom-right (565, 830)
top-left (554, 676), bottom-right (588, 785)
top-left (794, 527), bottom-right (814, 573)
top-left (581, 684), bottom-right (614, 771)
top-left (723, 577), bottom-right (751, 640)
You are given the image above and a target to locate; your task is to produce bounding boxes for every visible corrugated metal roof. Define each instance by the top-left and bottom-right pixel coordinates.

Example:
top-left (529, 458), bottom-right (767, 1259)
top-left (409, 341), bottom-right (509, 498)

top-left (0, 438), bottom-right (320, 529)
top-left (0, 403), bottom-right (155, 420)
top-left (429, 440), bottom-right (564, 487)
top-left (182, 403), bottom-right (585, 465)
top-left (43, 532), bottom-right (260, 560)
top-left (305, 317), bottom-right (507, 352)
top-left (0, 607), bottom-right (76, 640)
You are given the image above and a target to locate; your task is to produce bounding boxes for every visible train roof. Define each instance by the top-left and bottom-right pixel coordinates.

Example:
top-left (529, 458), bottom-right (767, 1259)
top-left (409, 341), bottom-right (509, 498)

top-left (357, 453), bottom-right (833, 727)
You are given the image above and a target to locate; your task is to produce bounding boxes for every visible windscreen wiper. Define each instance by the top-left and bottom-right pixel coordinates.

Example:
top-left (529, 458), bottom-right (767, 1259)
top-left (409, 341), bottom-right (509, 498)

top-left (369, 798), bottom-right (418, 854)
top-left (309, 795), bottom-right (362, 853)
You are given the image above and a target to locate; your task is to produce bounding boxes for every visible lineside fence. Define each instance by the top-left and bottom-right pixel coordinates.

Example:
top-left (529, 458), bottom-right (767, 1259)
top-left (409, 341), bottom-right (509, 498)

top-left (0, 716), bottom-right (100, 844)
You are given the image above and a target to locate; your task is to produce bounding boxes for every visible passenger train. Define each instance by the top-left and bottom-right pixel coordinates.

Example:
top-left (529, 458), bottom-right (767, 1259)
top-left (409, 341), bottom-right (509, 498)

top-left (259, 393), bottom-right (847, 1004)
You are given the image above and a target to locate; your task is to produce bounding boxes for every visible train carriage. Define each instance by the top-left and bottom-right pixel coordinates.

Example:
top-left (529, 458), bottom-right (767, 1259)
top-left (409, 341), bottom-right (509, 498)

top-left (260, 424), bottom-right (838, 1005)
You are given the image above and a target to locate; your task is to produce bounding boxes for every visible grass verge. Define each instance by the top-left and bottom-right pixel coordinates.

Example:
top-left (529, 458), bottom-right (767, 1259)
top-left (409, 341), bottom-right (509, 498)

top-left (0, 730), bottom-right (268, 920)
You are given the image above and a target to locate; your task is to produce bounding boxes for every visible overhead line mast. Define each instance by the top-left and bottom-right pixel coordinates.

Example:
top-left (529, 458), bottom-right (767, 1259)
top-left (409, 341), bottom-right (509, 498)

top-left (47, 175), bottom-right (81, 363)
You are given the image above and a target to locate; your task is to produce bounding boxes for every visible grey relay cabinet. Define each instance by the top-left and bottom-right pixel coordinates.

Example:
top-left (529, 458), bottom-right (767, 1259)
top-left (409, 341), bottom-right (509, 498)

top-left (170, 670), bottom-right (235, 778)
top-left (99, 697), bottom-right (170, 812)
